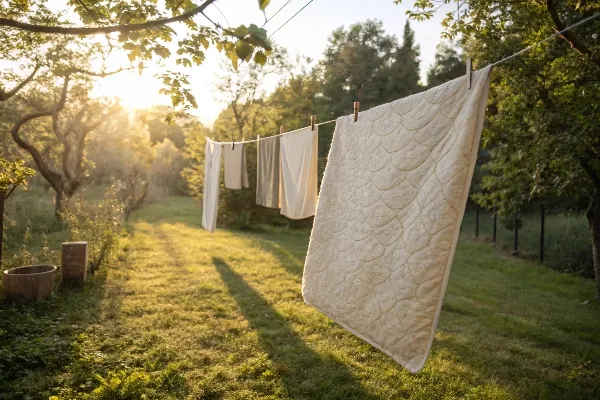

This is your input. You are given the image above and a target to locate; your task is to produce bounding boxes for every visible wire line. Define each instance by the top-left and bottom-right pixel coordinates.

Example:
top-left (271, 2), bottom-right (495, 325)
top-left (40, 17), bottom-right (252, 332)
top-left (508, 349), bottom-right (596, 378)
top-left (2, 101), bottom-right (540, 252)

top-left (489, 12), bottom-right (600, 67)
top-left (262, 0), bottom-right (293, 28)
top-left (269, 0), bottom-right (316, 38)
top-left (206, 118), bottom-right (337, 145)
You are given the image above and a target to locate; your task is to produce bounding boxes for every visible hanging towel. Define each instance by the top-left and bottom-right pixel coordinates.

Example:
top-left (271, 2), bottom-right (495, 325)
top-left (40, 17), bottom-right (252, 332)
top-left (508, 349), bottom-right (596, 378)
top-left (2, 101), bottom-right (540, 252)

top-left (202, 139), bottom-right (223, 233)
top-left (279, 126), bottom-right (318, 219)
top-left (302, 66), bottom-right (493, 373)
top-left (256, 136), bottom-right (281, 208)
top-left (223, 143), bottom-right (249, 189)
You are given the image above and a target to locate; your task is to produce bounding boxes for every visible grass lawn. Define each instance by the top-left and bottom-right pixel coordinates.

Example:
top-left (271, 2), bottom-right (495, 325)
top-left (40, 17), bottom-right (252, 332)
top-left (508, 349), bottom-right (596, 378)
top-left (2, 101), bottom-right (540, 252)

top-left (1, 196), bottom-right (599, 399)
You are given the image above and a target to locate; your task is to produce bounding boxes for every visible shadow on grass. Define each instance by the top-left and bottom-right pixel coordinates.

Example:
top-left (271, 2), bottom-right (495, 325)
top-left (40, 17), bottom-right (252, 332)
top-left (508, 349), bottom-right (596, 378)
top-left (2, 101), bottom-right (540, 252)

top-left (239, 232), bottom-right (309, 277)
top-left (0, 271), bottom-right (120, 399)
top-left (213, 257), bottom-right (376, 400)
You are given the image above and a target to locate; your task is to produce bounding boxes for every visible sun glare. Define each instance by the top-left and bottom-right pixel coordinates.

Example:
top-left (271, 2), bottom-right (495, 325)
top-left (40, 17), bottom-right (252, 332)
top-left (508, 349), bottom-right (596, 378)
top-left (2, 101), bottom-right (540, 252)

top-left (91, 72), bottom-right (167, 110)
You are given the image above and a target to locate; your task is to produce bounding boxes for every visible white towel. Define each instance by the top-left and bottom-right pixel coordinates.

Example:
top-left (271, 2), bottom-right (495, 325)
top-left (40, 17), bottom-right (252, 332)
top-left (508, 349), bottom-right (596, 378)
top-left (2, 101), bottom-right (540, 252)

top-left (202, 139), bottom-right (223, 233)
top-left (223, 143), bottom-right (249, 190)
top-left (302, 67), bottom-right (492, 373)
top-left (279, 127), bottom-right (319, 219)
top-left (256, 136), bottom-right (281, 208)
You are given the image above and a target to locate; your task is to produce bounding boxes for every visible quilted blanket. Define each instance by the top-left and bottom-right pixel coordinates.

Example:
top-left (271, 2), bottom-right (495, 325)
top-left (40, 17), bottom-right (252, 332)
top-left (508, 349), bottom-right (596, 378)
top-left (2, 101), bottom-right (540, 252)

top-left (302, 66), bottom-right (492, 373)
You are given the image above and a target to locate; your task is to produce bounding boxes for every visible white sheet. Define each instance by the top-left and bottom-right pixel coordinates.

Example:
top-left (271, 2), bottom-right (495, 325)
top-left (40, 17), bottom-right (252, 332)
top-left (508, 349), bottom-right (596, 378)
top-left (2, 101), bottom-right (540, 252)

top-left (202, 139), bottom-right (223, 233)
top-left (302, 67), bottom-right (492, 373)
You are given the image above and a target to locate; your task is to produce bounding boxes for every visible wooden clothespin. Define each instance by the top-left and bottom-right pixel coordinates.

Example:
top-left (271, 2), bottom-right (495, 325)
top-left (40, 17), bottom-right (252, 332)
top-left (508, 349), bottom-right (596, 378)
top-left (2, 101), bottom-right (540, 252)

top-left (353, 101), bottom-right (360, 122)
top-left (231, 139), bottom-right (235, 150)
top-left (280, 126), bottom-right (284, 135)
top-left (311, 115), bottom-right (316, 131)
top-left (466, 57), bottom-right (472, 90)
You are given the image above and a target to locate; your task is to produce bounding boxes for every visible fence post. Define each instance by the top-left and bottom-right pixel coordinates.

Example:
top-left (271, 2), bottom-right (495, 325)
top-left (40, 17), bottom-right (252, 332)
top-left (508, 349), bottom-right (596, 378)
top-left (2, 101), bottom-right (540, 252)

top-left (492, 212), bottom-right (497, 242)
top-left (475, 205), bottom-right (480, 238)
top-left (0, 190), bottom-right (4, 268)
top-left (512, 215), bottom-right (519, 256)
top-left (540, 204), bottom-right (545, 263)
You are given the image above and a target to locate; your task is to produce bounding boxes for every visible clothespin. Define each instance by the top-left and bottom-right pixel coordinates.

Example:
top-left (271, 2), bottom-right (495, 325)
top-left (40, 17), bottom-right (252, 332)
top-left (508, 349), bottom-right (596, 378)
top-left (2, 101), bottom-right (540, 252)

top-left (231, 139), bottom-right (235, 150)
top-left (280, 126), bottom-right (284, 135)
top-left (311, 115), bottom-right (316, 131)
top-left (353, 102), bottom-right (360, 122)
top-left (466, 57), bottom-right (472, 90)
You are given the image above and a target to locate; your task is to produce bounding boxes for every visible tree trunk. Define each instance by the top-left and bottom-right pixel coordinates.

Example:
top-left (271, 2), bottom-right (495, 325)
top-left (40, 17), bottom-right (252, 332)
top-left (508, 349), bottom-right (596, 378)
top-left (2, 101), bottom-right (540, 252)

top-left (587, 189), bottom-right (600, 300)
top-left (55, 190), bottom-right (67, 218)
top-left (0, 190), bottom-right (5, 268)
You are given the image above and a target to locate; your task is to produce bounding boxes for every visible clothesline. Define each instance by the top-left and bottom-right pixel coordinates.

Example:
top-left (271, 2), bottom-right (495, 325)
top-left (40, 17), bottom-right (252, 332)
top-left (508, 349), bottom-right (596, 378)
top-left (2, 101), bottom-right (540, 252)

top-left (206, 118), bottom-right (337, 145)
top-left (205, 12), bottom-right (599, 146)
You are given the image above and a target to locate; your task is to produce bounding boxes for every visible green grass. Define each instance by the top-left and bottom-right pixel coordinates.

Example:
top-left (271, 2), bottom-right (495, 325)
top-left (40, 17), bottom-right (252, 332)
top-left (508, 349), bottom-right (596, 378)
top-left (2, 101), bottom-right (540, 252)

top-left (1, 196), bottom-right (599, 399)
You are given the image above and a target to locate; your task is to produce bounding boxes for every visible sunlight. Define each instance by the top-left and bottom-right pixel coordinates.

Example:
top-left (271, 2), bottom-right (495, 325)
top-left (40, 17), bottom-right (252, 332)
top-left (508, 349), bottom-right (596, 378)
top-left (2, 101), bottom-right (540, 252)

top-left (90, 71), bottom-right (167, 110)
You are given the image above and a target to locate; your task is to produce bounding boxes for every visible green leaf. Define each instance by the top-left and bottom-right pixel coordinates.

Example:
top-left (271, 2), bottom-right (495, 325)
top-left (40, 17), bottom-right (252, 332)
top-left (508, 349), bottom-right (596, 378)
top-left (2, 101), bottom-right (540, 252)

top-left (247, 24), bottom-right (272, 51)
top-left (235, 40), bottom-right (253, 61)
top-left (258, 0), bottom-right (270, 10)
top-left (254, 51), bottom-right (267, 66)
top-left (225, 25), bottom-right (249, 39)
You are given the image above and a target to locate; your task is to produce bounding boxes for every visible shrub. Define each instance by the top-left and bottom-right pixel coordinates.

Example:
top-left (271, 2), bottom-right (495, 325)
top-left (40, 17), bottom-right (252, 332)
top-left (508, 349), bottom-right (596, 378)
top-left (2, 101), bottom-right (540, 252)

top-left (62, 186), bottom-right (124, 273)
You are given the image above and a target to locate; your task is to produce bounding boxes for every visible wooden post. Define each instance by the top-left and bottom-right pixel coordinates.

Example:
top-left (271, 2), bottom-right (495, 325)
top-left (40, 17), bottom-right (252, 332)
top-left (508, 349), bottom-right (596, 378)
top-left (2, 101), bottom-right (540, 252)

top-left (540, 204), bottom-right (545, 263)
top-left (492, 212), bottom-right (497, 242)
top-left (0, 190), bottom-right (4, 268)
top-left (475, 205), bottom-right (480, 238)
top-left (512, 216), bottom-right (519, 256)
top-left (61, 241), bottom-right (88, 285)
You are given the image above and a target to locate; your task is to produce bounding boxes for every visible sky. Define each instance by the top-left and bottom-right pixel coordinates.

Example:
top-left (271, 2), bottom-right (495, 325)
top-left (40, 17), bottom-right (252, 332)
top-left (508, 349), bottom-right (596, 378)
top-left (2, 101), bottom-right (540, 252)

top-left (86, 0), bottom-right (457, 126)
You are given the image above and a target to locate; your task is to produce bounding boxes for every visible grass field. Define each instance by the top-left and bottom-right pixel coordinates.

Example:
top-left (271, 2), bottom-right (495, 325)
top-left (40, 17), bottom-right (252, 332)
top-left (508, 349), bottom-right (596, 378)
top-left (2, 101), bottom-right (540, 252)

top-left (1, 196), bottom-right (599, 399)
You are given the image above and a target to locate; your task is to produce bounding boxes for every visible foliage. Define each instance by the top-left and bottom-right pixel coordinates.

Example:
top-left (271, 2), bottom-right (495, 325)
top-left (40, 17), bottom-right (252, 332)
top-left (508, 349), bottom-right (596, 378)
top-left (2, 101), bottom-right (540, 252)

top-left (426, 42), bottom-right (465, 87)
top-left (147, 139), bottom-right (189, 201)
top-left (0, 158), bottom-right (35, 191)
top-left (62, 186), bottom-right (124, 273)
top-left (0, 0), bottom-right (274, 109)
top-left (319, 20), bottom-right (422, 120)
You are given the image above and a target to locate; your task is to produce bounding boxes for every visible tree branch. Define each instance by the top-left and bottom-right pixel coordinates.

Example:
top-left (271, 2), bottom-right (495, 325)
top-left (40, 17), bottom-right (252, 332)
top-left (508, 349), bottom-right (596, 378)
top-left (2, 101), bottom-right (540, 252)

top-left (0, 63), bottom-right (41, 102)
top-left (546, 0), bottom-right (600, 68)
top-left (0, 0), bottom-right (217, 35)
top-left (9, 75), bottom-right (72, 192)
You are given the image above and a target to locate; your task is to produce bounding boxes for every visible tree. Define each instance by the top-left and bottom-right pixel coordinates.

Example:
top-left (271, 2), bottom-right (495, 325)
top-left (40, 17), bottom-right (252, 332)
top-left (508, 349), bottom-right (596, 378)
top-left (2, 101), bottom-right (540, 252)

top-left (0, 0), bottom-right (274, 109)
top-left (397, 0), bottom-right (600, 298)
top-left (214, 45), bottom-right (291, 141)
top-left (388, 20), bottom-right (422, 96)
top-left (8, 69), bottom-right (120, 216)
top-left (426, 42), bottom-right (465, 87)
top-left (320, 19), bottom-right (424, 121)
top-left (320, 20), bottom-right (400, 118)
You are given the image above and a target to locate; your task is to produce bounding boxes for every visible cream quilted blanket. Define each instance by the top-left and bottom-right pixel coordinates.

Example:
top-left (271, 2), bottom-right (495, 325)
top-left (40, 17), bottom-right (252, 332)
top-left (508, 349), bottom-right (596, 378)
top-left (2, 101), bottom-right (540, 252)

top-left (302, 67), bottom-right (492, 373)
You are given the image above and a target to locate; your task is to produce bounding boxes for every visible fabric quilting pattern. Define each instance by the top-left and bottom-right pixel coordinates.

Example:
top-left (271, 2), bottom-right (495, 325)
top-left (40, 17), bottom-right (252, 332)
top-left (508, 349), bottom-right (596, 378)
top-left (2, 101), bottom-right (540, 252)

top-left (302, 67), bottom-right (492, 373)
